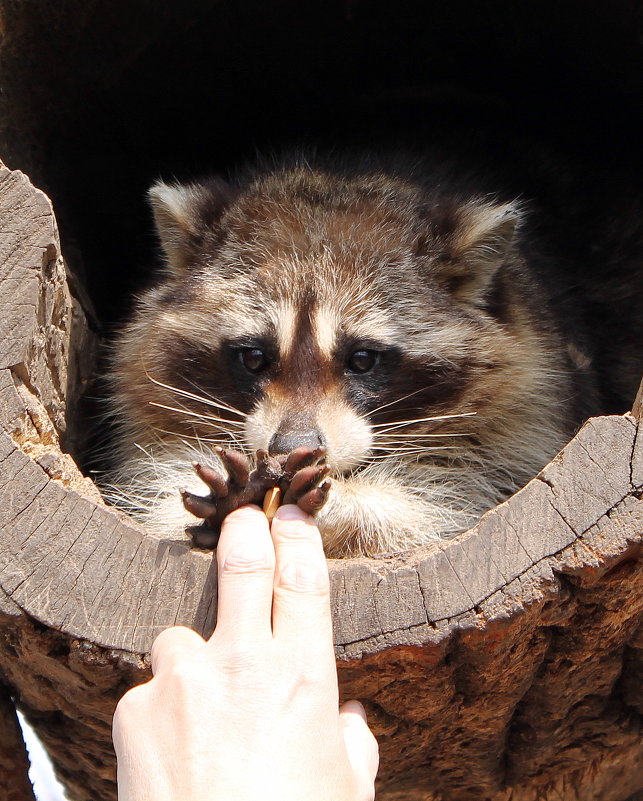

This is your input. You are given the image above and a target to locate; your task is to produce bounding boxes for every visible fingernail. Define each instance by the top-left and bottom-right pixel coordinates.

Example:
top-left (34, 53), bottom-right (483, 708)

top-left (275, 504), bottom-right (309, 522)
top-left (346, 700), bottom-right (367, 721)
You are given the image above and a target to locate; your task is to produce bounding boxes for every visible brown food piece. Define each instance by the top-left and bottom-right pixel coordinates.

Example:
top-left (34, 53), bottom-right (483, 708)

top-left (183, 446), bottom-right (330, 548)
top-left (262, 487), bottom-right (282, 520)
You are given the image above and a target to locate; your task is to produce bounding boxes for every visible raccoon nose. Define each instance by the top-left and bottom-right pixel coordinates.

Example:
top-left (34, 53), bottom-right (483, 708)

top-left (268, 428), bottom-right (325, 456)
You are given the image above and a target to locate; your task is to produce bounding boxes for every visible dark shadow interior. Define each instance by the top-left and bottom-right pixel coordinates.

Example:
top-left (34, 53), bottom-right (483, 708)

top-left (1, 0), bottom-right (642, 466)
top-left (1, 0), bottom-right (642, 326)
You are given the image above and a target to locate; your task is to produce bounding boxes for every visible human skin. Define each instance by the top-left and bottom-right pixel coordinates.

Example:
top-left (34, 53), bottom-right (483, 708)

top-left (112, 504), bottom-right (379, 801)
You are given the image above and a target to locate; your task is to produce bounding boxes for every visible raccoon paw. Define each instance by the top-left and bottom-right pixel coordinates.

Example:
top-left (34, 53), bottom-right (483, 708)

top-left (279, 446), bottom-right (327, 482)
top-left (182, 447), bottom-right (283, 548)
top-left (281, 463), bottom-right (332, 515)
top-left (182, 446), bottom-right (331, 548)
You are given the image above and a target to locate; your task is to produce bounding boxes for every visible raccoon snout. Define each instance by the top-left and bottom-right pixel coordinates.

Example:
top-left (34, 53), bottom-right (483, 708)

top-left (268, 425), bottom-right (325, 456)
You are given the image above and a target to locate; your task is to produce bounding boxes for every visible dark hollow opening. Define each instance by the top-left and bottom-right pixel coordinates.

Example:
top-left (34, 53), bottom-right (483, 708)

top-left (2, 0), bottom-right (642, 322)
top-left (1, 0), bottom-right (641, 465)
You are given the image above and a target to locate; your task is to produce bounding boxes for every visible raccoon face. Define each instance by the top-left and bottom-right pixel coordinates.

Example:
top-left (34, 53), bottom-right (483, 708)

top-left (113, 163), bottom-right (526, 475)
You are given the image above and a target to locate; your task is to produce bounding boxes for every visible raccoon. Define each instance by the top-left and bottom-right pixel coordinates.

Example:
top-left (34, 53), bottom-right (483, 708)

top-left (105, 154), bottom-right (610, 557)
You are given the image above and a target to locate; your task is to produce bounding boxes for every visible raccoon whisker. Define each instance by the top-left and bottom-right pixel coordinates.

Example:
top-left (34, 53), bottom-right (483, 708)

top-left (375, 432), bottom-right (471, 439)
top-left (148, 401), bottom-right (245, 428)
top-left (362, 445), bottom-right (462, 462)
top-left (175, 429), bottom-right (246, 454)
top-left (364, 386), bottom-right (441, 417)
top-left (366, 448), bottom-right (436, 456)
top-left (373, 440), bottom-right (471, 453)
top-left (146, 374), bottom-right (247, 419)
top-left (140, 427), bottom-right (248, 467)
top-left (151, 427), bottom-right (239, 448)
top-left (371, 444), bottom-right (466, 456)
top-left (371, 445), bottom-right (457, 454)
top-left (193, 435), bottom-right (247, 453)
top-left (371, 440), bottom-right (460, 452)
top-left (181, 376), bottom-right (249, 419)
top-left (182, 433), bottom-right (247, 448)
top-left (194, 419), bottom-right (248, 435)
top-left (369, 448), bottom-right (425, 455)
top-left (370, 412), bottom-right (477, 431)
top-left (187, 416), bottom-right (246, 432)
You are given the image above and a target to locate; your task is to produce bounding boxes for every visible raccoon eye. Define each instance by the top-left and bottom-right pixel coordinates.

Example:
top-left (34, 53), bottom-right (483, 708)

top-left (239, 348), bottom-right (269, 373)
top-left (347, 350), bottom-right (379, 374)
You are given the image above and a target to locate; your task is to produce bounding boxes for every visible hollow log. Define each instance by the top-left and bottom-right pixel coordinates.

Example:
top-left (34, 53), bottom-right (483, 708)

top-left (0, 166), bottom-right (642, 801)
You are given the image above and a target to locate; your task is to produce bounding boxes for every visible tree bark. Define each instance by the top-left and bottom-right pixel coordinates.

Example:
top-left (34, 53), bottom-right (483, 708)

top-left (0, 669), bottom-right (36, 801)
top-left (0, 163), bottom-right (642, 800)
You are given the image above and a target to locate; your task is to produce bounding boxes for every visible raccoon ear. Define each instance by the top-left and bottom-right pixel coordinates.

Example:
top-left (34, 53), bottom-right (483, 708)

top-left (148, 178), bottom-right (234, 272)
top-left (433, 200), bottom-right (521, 305)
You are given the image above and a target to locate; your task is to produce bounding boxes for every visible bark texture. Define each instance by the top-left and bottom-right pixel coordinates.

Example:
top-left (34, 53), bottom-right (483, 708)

top-left (0, 673), bottom-right (36, 801)
top-left (0, 164), bottom-right (642, 800)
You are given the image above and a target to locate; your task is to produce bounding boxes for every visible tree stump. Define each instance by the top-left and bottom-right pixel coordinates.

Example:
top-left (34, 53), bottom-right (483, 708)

top-left (0, 166), bottom-right (642, 801)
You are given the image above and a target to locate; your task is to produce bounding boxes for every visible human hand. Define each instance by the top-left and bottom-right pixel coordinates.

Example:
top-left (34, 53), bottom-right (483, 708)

top-left (112, 504), bottom-right (379, 801)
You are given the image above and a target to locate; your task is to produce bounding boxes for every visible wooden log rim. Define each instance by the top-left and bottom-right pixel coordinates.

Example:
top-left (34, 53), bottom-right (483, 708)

top-left (0, 163), bottom-right (641, 801)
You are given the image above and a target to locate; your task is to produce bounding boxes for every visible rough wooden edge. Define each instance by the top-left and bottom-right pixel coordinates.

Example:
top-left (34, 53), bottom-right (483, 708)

top-left (0, 410), bottom-right (639, 657)
top-left (632, 376), bottom-right (643, 422)
top-left (0, 160), bottom-right (100, 798)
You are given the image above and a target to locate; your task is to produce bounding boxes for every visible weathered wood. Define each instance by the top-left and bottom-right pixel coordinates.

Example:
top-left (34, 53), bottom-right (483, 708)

top-left (0, 164), bottom-right (642, 801)
top-left (633, 378), bottom-right (643, 422)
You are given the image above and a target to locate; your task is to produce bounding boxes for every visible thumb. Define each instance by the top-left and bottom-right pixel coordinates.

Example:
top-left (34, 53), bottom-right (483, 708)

top-left (339, 700), bottom-right (379, 799)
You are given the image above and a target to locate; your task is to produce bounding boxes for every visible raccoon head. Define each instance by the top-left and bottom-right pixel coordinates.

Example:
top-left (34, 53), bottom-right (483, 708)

top-left (114, 165), bottom-right (526, 475)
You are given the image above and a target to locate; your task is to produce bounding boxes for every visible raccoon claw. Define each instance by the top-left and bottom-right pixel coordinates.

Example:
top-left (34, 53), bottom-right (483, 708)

top-left (214, 446), bottom-right (251, 487)
top-left (181, 490), bottom-right (221, 548)
top-left (282, 464), bottom-right (332, 514)
top-left (192, 462), bottom-right (229, 498)
top-left (281, 446), bottom-right (327, 479)
top-left (180, 488), bottom-right (218, 521)
top-left (296, 479), bottom-right (332, 515)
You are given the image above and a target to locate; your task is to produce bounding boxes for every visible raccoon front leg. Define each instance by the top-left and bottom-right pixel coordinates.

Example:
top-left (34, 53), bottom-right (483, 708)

top-left (313, 473), bottom-right (462, 557)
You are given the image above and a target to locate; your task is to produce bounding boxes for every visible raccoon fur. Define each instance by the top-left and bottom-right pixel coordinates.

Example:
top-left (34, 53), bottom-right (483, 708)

top-left (104, 154), bottom-right (636, 557)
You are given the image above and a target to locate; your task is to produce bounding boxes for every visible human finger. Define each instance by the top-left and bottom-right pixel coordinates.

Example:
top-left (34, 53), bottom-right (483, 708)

top-left (212, 505), bottom-right (275, 644)
top-left (270, 505), bottom-right (333, 649)
top-left (339, 700), bottom-right (379, 798)
top-left (150, 625), bottom-right (205, 676)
